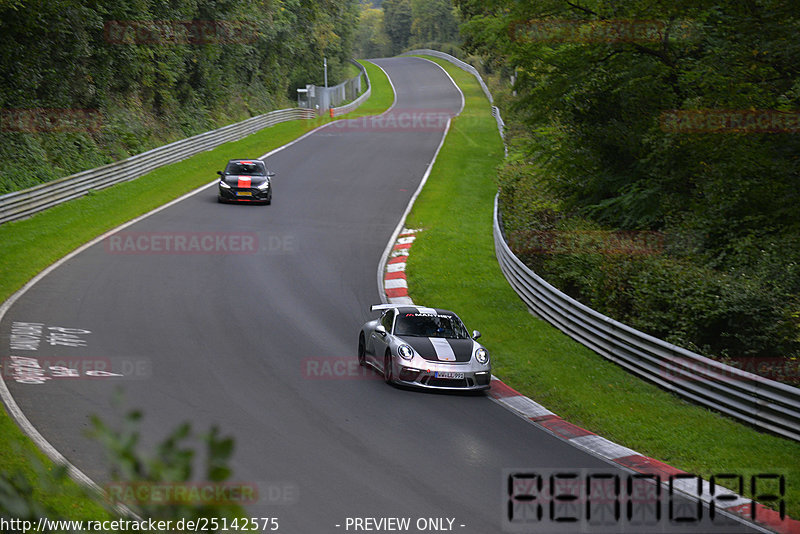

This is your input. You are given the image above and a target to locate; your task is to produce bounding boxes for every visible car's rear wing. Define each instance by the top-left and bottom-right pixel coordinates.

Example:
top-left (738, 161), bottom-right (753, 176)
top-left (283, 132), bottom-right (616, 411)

top-left (370, 304), bottom-right (396, 312)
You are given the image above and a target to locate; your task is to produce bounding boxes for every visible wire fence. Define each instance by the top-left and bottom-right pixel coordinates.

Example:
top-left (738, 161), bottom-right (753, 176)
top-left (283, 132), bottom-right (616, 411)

top-left (298, 60), bottom-right (368, 113)
top-left (331, 61), bottom-right (371, 117)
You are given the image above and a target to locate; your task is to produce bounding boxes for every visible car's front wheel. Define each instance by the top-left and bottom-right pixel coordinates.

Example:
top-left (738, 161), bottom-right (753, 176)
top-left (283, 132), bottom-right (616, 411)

top-left (383, 350), bottom-right (394, 384)
top-left (358, 333), bottom-right (366, 367)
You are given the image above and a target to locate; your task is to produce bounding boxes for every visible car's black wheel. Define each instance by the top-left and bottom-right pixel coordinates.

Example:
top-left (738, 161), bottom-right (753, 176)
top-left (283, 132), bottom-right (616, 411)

top-left (266, 192), bottom-right (272, 205)
top-left (384, 350), bottom-right (394, 384)
top-left (358, 333), bottom-right (366, 367)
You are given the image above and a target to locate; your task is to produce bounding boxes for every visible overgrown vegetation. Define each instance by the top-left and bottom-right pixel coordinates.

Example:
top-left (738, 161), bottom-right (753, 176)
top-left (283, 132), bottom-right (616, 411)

top-left (91, 405), bottom-right (247, 526)
top-left (1, 403), bottom-right (245, 533)
top-left (455, 0), bottom-right (800, 373)
top-left (0, 0), bottom-right (360, 194)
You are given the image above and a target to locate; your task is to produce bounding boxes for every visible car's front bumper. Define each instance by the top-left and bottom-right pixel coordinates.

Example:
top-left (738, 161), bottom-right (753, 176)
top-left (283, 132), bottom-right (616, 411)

top-left (219, 186), bottom-right (270, 202)
top-left (392, 360), bottom-right (491, 391)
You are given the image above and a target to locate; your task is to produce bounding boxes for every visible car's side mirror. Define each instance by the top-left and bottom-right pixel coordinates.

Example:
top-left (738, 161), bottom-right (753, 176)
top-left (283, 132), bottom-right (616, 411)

top-left (472, 330), bottom-right (481, 340)
top-left (217, 170), bottom-right (224, 176)
top-left (376, 325), bottom-right (387, 336)
top-left (267, 171), bottom-right (276, 177)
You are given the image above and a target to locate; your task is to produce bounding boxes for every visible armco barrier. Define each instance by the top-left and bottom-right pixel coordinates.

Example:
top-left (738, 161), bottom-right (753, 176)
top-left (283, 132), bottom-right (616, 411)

top-left (405, 48), bottom-right (800, 441)
top-left (0, 107), bottom-right (316, 225)
top-left (494, 194), bottom-right (800, 441)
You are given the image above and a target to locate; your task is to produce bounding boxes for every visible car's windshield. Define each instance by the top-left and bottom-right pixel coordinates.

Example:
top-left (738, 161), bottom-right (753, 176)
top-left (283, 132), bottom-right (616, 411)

top-left (225, 161), bottom-right (265, 175)
top-left (394, 312), bottom-right (470, 339)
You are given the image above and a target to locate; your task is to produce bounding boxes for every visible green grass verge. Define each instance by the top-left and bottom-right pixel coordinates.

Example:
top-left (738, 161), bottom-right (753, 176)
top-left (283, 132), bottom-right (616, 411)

top-left (404, 56), bottom-right (800, 517)
top-left (0, 59), bottom-right (392, 517)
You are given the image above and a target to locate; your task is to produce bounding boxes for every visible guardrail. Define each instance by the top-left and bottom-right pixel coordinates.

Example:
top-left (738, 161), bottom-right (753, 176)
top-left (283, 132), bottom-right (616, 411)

top-left (494, 194), bottom-right (800, 441)
top-left (331, 60), bottom-right (371, 117)
top-left (0, 108), bottom-right (316, 225)
top-left (405, 48), bottom-right (800, 441)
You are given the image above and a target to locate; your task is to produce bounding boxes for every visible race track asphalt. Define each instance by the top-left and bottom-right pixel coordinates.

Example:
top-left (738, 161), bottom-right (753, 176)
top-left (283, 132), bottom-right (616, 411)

top-left (0, 57), bottom-right (759, 533)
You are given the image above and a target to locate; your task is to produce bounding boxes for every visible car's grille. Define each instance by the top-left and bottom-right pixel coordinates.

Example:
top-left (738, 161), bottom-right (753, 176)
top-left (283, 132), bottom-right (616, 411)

top-left (425, 377), bottom-right (470, 388)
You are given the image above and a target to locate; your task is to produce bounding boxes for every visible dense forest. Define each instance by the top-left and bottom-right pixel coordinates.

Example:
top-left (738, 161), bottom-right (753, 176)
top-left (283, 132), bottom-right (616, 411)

top-left (453, 0), bottom-right (799, 373)
top-left (355, 0), bottom-right (460, 57)
top-left (0, 0), bottom-right (360, 194)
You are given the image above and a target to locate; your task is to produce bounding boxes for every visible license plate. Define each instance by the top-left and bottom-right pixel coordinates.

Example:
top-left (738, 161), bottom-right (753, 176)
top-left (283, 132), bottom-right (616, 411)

top-left (435, 371), bottom-right (464, 379)
top-left (236, 191), bottom-right (252, 197)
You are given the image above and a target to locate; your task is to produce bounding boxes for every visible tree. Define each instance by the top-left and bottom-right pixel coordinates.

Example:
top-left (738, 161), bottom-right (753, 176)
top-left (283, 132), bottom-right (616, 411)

top-left (355, 5), bottom-right (391, 58)
top-left (0, 0), bottom-right (361, 194)
top-left (383, 0), bottom-right (412, 54)
top-left (410, 0), bottom-right (458, 45)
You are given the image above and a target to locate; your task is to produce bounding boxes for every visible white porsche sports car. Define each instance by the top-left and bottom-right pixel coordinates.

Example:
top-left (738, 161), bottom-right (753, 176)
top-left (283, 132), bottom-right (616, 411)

top-left (358, 304), bottom-right (491, 391)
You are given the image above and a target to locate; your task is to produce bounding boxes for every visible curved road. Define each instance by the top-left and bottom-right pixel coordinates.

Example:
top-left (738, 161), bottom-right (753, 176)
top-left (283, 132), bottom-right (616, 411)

top-left (1, 57), bottom-right (758, 533)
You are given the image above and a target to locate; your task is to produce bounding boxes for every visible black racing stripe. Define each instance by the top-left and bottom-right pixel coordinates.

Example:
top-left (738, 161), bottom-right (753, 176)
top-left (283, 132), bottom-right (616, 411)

top-left (400, 336), bottom-right (438, 362)
top-left (446, 338), bottom-right (473, 362)
top-left (401, 336), bottom-right (473, 362)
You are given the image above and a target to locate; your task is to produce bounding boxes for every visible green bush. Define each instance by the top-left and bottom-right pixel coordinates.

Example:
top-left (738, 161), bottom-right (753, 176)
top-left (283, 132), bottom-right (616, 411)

top-left (502, 192), bottom-right (800, 366)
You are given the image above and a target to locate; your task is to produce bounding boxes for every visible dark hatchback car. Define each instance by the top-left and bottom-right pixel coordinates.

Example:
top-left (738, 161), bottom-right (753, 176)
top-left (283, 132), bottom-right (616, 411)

top-left (217, 159), bottom-right (275, 204)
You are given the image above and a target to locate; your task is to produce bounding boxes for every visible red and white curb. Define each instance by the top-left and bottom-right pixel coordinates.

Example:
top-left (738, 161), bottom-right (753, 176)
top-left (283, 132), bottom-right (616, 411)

top-left (384, 228), bottom-right (419, 305)
top-left (380, 231), bottom-right (798, 534)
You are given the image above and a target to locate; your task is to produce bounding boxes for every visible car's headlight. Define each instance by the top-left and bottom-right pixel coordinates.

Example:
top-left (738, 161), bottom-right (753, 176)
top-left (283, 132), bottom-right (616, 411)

top-left (256, 180), bottom-right (270, 190)
top-left (397, 344), bottom-right (414, 360)
top-left (475, 347), bottom-right (489, 364)
top-left (219, 180), bottom-right (231, 189)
